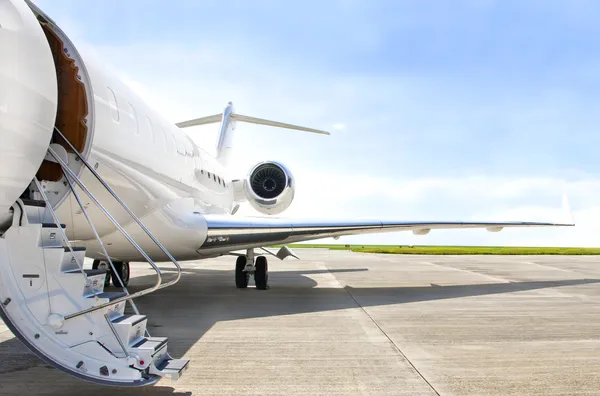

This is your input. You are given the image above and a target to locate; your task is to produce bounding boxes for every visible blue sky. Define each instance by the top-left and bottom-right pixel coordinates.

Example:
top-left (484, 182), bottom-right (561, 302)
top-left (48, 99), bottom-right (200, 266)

top-left (33, 0), bottom-right (600, 246)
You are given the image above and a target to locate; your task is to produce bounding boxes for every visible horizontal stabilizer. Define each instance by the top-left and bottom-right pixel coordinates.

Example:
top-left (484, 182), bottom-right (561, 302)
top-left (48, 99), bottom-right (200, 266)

top-left (176, 111), bottom-right (330, 135)
top-left (175, 114), bottom-right (222, 128)
top-left (230, 114), bottom-right (330, 135)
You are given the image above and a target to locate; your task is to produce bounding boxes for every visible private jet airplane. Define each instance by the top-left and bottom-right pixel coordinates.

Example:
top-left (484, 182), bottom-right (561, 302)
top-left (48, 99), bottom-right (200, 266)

top-left (0, 0), bottom-right (574, 387)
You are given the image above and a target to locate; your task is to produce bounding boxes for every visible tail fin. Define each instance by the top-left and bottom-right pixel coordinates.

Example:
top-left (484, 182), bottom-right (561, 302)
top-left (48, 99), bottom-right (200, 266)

top-left (175, 102), bottom-right (330, 167)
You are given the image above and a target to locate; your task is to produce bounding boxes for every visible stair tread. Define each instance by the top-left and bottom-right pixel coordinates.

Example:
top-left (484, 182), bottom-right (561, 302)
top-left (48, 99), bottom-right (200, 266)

top-left (156, 358), bottom-right (189, 373)
top-left (92, 291), bottom-right (127, 301)
top-left (65, 268), bottom-right (107, 276)
top-left (41, 222), bottom-right (66, 229)
top-left (111, 314), bottom-right (146, 326)
top-left (131, 336), bottom-right (168, 352)
top-left (62, 246), bottom-right (86, 252)
top-left (21, 199), bottom-right (46, 207)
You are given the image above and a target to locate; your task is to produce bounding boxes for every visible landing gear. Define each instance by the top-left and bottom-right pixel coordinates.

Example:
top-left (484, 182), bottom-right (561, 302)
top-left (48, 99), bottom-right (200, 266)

top-left (91, 260), bottom-right (130, 288)
top-left (254, 256), bottom-right (269, 290)
top-left (235, 256), bottom-right (250, 288)
top-left (111, 261), bottom-right (130, 288)
top-left (234, 253), bottom-right (269, 290)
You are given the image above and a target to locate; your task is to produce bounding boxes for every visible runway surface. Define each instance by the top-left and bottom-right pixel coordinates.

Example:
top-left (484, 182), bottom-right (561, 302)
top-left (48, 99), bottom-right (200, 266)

top-left (2, 249), bottom-right (600, 395)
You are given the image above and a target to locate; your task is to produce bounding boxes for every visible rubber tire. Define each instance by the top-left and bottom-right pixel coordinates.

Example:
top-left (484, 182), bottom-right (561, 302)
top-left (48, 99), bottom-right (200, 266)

top-left (92, 260), bottom-right (111, 287)
top-left (111, 261), bottom-right (130, 288)
top-left (235, 256), bottom-right (249, 288)
top-left (254, 256), bottom-right (269, 290)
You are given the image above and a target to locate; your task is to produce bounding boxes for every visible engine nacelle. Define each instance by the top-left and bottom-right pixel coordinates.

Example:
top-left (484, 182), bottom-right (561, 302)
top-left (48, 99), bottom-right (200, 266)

top-left (244, 161), bottom-right (295, 215)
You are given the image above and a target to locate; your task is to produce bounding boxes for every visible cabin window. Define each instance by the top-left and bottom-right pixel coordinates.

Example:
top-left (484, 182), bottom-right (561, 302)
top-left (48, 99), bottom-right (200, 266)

top-left (107, 87), bottom-right (119, 122)
top-left (171, 134), bottom-right (177, 154)
top-left (175, 136), bottom-right (186, 156)
top-left (157, 126), bottom-right (166, 150)
top-left (183, 136), bottom-right (194, 156)
top-left (145, 116), bottom-right (154, 143)
top-left (129, 103), bottom-right (139, 135)
top-left (163, 128), bottom-right (175, 153)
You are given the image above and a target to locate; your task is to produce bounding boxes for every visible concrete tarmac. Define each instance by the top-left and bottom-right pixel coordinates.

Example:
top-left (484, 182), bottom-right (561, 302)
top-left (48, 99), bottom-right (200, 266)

top-left (1, 249), bottom-right (600, 395)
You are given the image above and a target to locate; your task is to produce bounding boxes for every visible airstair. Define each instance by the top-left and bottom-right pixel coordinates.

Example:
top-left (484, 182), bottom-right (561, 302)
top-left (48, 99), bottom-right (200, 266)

top-left (0, 128), bottom-right (189, 386)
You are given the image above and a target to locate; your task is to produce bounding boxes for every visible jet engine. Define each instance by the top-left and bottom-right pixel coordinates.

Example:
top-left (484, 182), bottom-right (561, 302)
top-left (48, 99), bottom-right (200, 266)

top-left (243, 161), bottom-right (295, 215)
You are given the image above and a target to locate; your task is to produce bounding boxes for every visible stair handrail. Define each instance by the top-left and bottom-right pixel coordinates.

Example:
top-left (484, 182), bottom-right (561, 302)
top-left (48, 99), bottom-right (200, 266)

top-left (60, 171), bottom-right (150, 337)
top-left (51, 127), bottom-right (183, 291)
top-left (45, 147), bottom-right (165, 319)
top-left (32, 178), bottom-right (131, 358)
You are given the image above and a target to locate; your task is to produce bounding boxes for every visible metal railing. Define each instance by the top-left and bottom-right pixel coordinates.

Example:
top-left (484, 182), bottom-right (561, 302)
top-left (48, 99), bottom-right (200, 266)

top-left (33, 178), bottom-right (131, 358)
top-left (60, 170), bottom-right (149, 337)
top-left (43, 126), bottom-right (183, 320)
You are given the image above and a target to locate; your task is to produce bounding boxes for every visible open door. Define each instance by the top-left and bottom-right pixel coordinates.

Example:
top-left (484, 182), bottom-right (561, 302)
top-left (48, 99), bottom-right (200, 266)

top-left (0, 0), bottom-right (58, 220)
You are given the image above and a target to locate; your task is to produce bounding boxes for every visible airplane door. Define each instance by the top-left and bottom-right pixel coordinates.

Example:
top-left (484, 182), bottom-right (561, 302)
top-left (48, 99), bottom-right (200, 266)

top-left (0, 0), bottom-right (58, 215)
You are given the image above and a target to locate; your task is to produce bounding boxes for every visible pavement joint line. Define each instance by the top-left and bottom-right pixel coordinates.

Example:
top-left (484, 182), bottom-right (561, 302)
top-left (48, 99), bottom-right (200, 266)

top-left (422, 260), bottom-right (591, 301)
top-left (321, 262), bottom-right (442, 396)
top-left (520, 260), bottom-right (587, 274)
top-left (420, 260), bottom-right (511, 284)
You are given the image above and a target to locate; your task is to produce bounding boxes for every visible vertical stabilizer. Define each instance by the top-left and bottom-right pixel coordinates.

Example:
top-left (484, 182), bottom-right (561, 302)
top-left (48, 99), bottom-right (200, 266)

top-left (216, 102), bottom-right (236, 167)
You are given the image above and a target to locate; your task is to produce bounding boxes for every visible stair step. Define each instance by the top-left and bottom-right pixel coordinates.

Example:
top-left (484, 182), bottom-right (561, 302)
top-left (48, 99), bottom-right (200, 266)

top-left (23, 199), bottom-right (53, 223)
top-left (129, 336), bottom-right (170, 372)
top-left (58, 246), bottom-right (87, 272)
top-left (65, 268), bottom-right (107, 276)
top-left (131, 336), bottom-right (168, 353)
top-left (63, 268), bottom-right (107, 296)
top-left (106, 299), bottom-right (127, 320)
top-left (111, 314), bottom-right (148, 346)
top-left (40, 223), bottom-right (66, 248)
top-left (21, 199), bottom-right (46, 207)
top-left (41, 222), bottom-right (66, 228)
top-left (153, 358), bottom-right (190, 381)
top-left (92, 291), bottom-right (127, 301)
top-left (62, 268), bottom-right (106, 297)
top-left (111, 314), bottom-right (146, 326)
top-left (63, 246), bottom-right (86, 252)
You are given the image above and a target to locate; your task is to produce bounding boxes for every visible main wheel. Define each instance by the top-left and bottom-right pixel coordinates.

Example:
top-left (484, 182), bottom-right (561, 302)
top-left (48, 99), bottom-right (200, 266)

top-left (254, 256), bottom-right (268, 290)
top-left (111, 261), bottom-right (130, 288)
top-left (235, 256), bottom-right (249, 288)
top-left (92, 260), bottom-right (111, 287)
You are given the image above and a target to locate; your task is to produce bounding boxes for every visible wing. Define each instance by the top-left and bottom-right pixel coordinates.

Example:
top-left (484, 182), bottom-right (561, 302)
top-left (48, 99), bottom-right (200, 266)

top-left (197, 214), bottom-right (574, 253)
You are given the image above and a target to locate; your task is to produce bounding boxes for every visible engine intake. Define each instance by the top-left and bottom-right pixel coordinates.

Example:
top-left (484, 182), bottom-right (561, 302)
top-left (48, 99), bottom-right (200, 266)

top-left (244, 161), bottom-right (295, 215)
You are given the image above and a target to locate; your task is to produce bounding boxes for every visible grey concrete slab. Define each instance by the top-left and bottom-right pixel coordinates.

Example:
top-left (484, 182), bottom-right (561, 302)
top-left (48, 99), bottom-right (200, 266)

top-left (1, 250), bottom-right (600, 395)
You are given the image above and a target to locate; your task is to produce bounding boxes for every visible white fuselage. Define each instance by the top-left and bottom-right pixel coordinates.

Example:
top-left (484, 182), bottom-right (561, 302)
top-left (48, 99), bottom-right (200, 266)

top-left (5, 1), bottom-right (239, 262)
top-left (61, 48), bottom-right (236, 261)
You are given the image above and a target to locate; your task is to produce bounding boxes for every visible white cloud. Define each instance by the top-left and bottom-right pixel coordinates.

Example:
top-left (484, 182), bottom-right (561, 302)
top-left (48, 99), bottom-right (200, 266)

top-left (234, 170), bottom-right (600, 246)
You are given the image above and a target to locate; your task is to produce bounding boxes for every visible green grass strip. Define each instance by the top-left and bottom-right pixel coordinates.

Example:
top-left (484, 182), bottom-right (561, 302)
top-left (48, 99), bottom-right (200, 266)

top-left (267, 244), bottom-right (600, 255)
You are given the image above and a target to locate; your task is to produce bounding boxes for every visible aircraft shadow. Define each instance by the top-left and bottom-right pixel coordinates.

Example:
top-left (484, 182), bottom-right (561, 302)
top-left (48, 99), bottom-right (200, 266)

top-left (1, 264), bottom-right (598, 392)
top-left (122, 266), bottom-right (600, 358)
